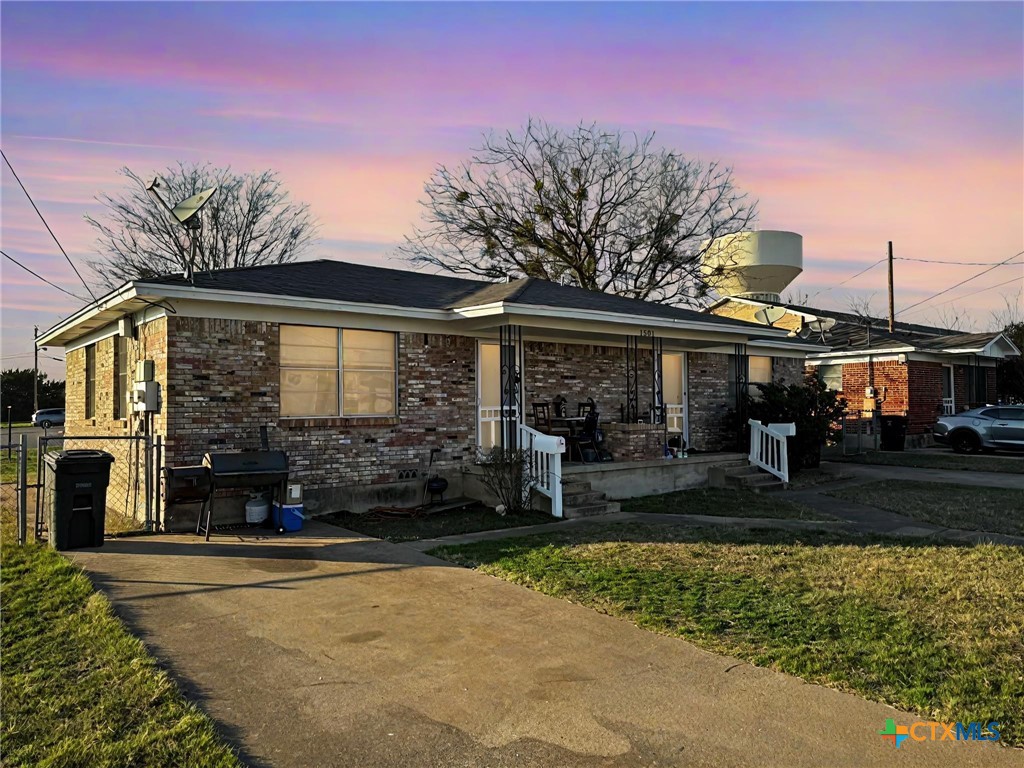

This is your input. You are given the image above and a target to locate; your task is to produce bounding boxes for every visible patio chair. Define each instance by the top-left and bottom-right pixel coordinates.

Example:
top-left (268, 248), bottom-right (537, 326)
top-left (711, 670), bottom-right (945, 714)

top-left (532, 402), bottom-right (553, 433)
top-left (577, 398), bottom-right (596, 417)
top-left (568, 410), bottom-right (600, 463)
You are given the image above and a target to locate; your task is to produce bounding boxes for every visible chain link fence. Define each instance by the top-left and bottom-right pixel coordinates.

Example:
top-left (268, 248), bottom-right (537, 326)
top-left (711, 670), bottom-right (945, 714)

top-left (34, 434), bottom-right (160, 539)
top-left (1, 439), bottom-right (29, 543)
top-left (839, 410), bottom-right (880, 455)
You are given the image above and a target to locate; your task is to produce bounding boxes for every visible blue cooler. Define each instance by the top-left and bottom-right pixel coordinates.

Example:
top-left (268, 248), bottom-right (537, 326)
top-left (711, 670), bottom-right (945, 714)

top-left (272, 501), bottom-right (304, 532)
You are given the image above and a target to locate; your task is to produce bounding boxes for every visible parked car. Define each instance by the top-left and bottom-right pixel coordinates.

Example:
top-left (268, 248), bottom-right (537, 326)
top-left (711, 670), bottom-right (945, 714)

top-left (933, 406), bottom-right (1024, 453)
top-left (31, 408), bottom-right (65, 429)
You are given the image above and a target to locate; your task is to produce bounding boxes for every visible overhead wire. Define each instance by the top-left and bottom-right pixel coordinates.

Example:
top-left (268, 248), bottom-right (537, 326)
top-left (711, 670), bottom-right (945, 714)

top-left (901, 276), bottom-right (1023, 316)
top-left (807, 256), bottom-right (887, 302)
top-left (1, 249), bottom-right (89, 302)
top-left (898, 250), bottom-right (1024, 316)
top-left (1, 148), bottom-right (97, 301)
top-left (895, 256), bottom-right (1024, 266)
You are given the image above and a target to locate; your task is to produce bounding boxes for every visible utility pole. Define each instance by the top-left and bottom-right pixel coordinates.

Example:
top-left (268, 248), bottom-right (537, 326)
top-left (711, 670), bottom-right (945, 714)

top-left (33, 325), bottom-right (40, 413)
top-left (887, 241), bottom-right (895, 334)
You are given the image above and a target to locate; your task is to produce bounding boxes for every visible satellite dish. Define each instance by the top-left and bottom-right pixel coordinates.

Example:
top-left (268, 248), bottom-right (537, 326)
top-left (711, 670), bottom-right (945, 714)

top-left (806, 317), bottom-right (837, 342)
top-left (753, 305), bottom-right (787, 327)
top-left (171, 187), bottom-right (217, 227)
top-left (144, 177), bottom-right (219, 282)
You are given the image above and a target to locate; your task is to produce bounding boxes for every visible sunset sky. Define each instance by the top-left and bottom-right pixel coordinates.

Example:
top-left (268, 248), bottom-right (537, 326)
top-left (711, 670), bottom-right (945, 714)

top-left (2, 1), bottom-right (1022, 376)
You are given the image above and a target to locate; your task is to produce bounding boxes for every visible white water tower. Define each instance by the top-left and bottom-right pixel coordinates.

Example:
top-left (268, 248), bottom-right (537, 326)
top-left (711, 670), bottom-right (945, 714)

top-left (702, 230), bottom-right (803, 303)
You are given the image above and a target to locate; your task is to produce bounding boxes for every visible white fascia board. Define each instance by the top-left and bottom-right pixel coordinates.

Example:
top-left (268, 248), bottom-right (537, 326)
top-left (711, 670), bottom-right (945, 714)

top-left (466, 300), bottom-right (794, 340)
top-left (36, 282), bottom-right (138, 346)
top-left (806, 354), bottom-right (904, 366)
top-left (747, 339), bottom-right (830, 356)
top-left (809, 345), bottom-right (915, 360)
top-left (133, 283), bottom-right (452, 322)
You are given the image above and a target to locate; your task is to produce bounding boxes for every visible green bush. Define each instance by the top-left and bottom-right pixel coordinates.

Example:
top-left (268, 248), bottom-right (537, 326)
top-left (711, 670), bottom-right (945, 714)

top-left (744, 374), bottom-right (847, 470)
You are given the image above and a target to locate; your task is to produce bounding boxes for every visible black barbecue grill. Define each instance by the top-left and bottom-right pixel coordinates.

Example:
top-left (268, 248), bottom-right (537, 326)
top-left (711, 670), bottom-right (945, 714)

top-left (196, 450), bottom-right (290, 540)
top-left (163, 465), bottom-right (213, 505)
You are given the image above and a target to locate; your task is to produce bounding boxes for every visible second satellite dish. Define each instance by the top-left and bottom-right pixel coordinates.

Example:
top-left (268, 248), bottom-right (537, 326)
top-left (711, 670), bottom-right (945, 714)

top-left (754, 306), bottom-right (787, 327)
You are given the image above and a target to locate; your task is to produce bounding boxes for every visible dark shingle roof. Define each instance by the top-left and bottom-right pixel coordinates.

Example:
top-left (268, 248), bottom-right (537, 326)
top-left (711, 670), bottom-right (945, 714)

top-left (141, 259), bottom-right (762, 331)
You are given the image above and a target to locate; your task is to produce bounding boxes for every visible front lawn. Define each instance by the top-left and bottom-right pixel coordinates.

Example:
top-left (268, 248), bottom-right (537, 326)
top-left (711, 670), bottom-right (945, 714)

top-left (834, 450), bottom-right (1024, 474)
top-left (0, 534), bottom-right (240, 766)
top-left (621, 487), bottom-right (829, 520)
top-left (828, 481), bottom-right (1024, 537)
top-left (322, 505), bottom-right (555, 542)
top-left (1, 448), bottom-right (37, 484)
top-left (431, 524), bottom-right (1024, 746)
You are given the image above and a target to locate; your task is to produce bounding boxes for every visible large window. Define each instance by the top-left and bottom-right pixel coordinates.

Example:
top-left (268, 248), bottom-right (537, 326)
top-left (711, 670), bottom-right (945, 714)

top-left (114, 337), bottom-right (130, 419)
top-left (280, 326), bottom-right (396, 417)
top-left (84, 344), bottom-right (96, 418)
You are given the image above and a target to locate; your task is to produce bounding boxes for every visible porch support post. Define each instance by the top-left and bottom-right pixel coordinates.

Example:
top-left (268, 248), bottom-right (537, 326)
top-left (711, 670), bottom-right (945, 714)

top-left (625, 336), bottom-right (639, 422)
top-left (652, 336), bottom-right (664, 424)
top-left (499, 324), bottom-right (523, 450)
top-left (734, 342), bottom-right (748, 448)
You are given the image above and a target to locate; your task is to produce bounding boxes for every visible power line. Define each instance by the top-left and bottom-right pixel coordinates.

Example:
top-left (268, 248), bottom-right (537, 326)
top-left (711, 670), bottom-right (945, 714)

top-left (1, 249), bottom-right (88, 301)
top-left (1, 149), bottom-right (97, 301)
top-left (807, 257), bottom-right (887, 301)
top-left (895, 256), bottom-right (1024, 266)
top-left (902, 276), bottom-right (1023, 316)
top-left (898, 250), bottom-right (1024, 316)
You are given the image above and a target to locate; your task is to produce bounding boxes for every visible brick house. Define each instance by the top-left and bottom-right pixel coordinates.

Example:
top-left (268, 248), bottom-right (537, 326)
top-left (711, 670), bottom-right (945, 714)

top-left (708, 296), bottom-right (1019, 441)
top-left (39, 260), bottom-right (821, 527)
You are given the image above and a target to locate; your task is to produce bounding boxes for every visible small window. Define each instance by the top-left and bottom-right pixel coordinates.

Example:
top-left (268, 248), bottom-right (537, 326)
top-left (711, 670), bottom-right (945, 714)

top-left (84, 344), bottom-right (96, 419)
top-left (114, 337), bottom-right (130, 419)
top-left (749, 356), bottom-right (772, 386)
top-left (818, 364), bottom-right (842, 392)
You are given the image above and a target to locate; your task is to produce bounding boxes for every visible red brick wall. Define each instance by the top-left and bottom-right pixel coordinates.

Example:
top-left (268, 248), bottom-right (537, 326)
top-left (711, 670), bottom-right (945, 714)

top-left (907, 361), bottom-right (943, 433)
top-left (522, 341), bottom-right (654, 421)
top-left (687, 352), bottom-right (733, 451)
top-left (840, 360), bottom-right (910, 418)
top-left (163, 318), bottom-right (478, 500)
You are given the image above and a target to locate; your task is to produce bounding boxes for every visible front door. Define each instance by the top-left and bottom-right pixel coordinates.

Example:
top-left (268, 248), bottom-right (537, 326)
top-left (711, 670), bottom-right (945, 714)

top-left (477, 341), bottom-right (520, 450)
top-left (662, 353), bottom-right (689, 446)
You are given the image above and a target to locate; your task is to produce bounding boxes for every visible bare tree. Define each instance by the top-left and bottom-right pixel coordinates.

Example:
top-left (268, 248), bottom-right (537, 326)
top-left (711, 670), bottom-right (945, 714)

top-left (846, 294), bottom-right (878, 321)
top-left (401, 120), bottom-right (756, 305)
top-left (925, 305), bottom-right (973, 332)
top-left (86, 163), bottom-right (318, 287)
top-left (990, 291), bottom-right (1024, 329)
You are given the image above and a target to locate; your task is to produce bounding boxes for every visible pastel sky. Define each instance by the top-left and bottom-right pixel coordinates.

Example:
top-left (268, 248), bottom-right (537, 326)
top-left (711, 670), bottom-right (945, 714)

top-left (2, 1), bottom-right (1022, 377)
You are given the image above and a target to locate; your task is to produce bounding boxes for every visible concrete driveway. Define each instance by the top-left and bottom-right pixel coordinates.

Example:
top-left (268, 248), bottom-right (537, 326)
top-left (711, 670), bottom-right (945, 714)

top-left (72, 523), bottom-right (1017, 767)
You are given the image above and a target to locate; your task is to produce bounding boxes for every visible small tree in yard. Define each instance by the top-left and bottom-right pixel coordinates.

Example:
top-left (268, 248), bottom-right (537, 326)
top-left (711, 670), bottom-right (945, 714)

top-left (743, 374), bottom-right (847, 471)
top-left (476, 446), bottom-right (536, 515)
top-left (402, 119), bottom-right (755, 305)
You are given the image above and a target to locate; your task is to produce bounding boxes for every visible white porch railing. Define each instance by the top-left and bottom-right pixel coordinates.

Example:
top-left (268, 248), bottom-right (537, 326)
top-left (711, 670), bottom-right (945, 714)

top-left (665, 403), bottom-right (685, 434)
top-left (479, 406), bottom-right (518, 451)
top-left (748, 419), bottom-right (794, 484)
top-left (519, 423), bottom-right (566, 518)
top-left (942, 397), bottom-right (955, 416)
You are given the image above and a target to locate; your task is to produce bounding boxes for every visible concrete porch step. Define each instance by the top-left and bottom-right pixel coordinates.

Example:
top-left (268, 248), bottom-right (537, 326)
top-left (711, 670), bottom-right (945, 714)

top-left (563, 490), bottom-right (606, 506)
top-left (563, 501), bottom-right (622, 519)
top-left (561, 480), bottom-right (594, 495)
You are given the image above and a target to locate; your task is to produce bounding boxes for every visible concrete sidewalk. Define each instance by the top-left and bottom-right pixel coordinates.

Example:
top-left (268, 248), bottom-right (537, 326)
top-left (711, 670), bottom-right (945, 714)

top-left (821, 460), bottom-right (1024, 490)
top-left (71, 522), bottom-right (1016, 767)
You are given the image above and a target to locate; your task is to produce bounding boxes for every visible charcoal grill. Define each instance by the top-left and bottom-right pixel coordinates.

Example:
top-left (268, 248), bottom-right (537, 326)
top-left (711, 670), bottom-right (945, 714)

top-left (163, 465), bottom-right (213, 505)
top-left (198, 451), bottom-right (289, 540)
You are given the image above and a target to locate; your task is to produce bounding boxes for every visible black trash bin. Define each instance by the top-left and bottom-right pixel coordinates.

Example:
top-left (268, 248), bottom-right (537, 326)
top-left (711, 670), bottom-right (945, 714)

top-left (43, 449), bottom-right (115, 550)
top-left (879, 415), bottom-right (909, 452)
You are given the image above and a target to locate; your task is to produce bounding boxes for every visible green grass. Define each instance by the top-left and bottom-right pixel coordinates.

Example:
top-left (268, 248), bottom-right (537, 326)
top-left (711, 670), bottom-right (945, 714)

top-left (0, 515), bottom-right (240, 766)
top-left (835, 450), bottom-right (1024, 474)
top-left (321, 505), bottom-right (557, 542)
top-left (621, 487), bottom-right (830, 520)
top-left (1, 448), bottom-right (38, 484)
top-left (828, 481), bottom-right (1024, 537)
top-left (431, 524), bottom-right (1024, 746)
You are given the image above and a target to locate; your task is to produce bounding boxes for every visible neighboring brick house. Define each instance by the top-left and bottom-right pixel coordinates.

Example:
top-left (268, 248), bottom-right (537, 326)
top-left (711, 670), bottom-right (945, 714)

top-left (709, 297), bottom-right (1019, 441)
top-left (40, 260), bottom-right (822, 527)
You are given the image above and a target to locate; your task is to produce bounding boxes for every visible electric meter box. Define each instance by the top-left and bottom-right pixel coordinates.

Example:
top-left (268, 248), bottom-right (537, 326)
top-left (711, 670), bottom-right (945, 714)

top-left (133, 381), bottom-right (161, 412)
